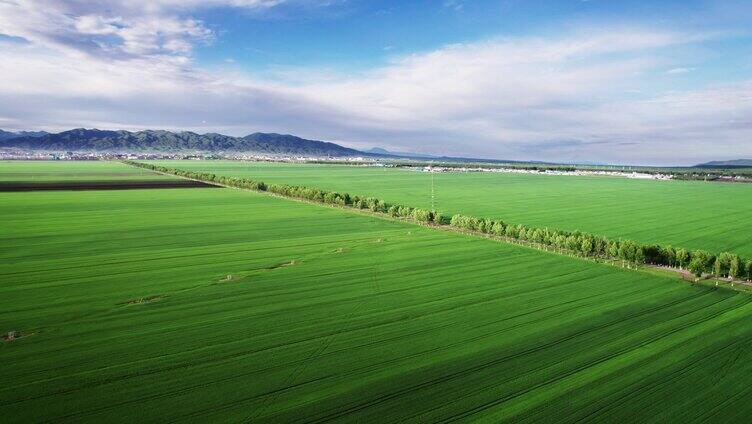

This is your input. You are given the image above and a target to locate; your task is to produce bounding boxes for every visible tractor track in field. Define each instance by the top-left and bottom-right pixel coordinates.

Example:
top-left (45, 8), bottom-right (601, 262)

top-left (245, 298), bottom-right (367, 423)
top-left (566, 332), bottom-right (752, 423)
top-left (360, 297), bottom-right (742, 424)
top-left (0, 228), bottom-right (386, 264)
top-left (1, 243), bottom-right (692, 396)
top-left (143, 289), bottom-right (719, 423)
top-left (1, 271), bottom-right (600, 403)
top-left (429, 295), bottom-right (752, 423)
top-left (8, 162), bottom-right (752, 422)
top-left (0, 270), bottom-right (697, 420)
top-left (0, 236), bottom-right (381, 278)
top-left (697, 372), bottom-right (752, 422)
top-left (132, 163), bottom-right (752, 295)
top-left (12, 256), bottom-right (604, 359)
top-left (295, 290), bottom-right (732, 423)
top-left (92, 282), bottom-right (681, 423)
top-left (76, 293), bottom-right (747, 423)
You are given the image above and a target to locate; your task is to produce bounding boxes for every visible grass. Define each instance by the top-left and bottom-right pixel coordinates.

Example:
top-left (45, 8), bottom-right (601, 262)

top-left (150, 160), bottom-right (752, 257)
top-left (0, 160), bottom-right (178, 182)
top-left (3, 162), bottom-right (752, 422)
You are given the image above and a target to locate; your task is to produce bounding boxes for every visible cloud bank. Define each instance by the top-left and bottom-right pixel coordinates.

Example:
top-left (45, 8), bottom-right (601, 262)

top-left (0, 0), bottom-right (750, 165)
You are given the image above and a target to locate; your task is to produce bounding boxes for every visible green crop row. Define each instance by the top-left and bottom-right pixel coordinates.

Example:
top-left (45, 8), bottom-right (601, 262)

top-left (126, 160), bottom-right (752, 281)
top-left (6, 163), bottom-right (752, 422)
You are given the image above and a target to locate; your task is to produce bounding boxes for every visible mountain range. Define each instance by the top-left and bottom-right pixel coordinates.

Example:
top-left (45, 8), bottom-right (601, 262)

top-left (0, 129), bottom-right (49, 141)
top-left (0, 128), bottom-right (562, 163)
top-left (366, 147), bottom-right (439, 159)
top-left (696, 159), bottom-right (752, 167)
top-left (0, 128), bottom-right (365, 157)
top-left (12, 128), bottom-right (741, 167)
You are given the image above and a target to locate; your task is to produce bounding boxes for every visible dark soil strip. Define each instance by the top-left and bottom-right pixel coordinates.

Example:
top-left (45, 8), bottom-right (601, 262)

top-left (0, 180), bottom-right (220, 192)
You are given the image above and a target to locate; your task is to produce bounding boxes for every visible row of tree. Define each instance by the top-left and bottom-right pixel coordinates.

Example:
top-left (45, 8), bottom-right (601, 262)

top-left (126, 161), bottom-right (752, 281)
top-left (447, 214), bottom-right (751, 279)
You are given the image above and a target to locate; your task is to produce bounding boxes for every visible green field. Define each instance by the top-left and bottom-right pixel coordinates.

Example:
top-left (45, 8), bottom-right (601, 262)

top-left (3, 161), bottom-right (752, 422)
top-left (150, 161), bottom-right (752, 257)
top-left (0, 160), bottom-right (177, 182)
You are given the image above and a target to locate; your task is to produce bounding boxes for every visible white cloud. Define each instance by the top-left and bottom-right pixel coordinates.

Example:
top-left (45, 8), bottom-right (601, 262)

top-left (0, 0), bottom-right (280, 59)
top-left (284, 29), bottom-right (751, 165)
top-left (444, 1), bottom-right (464, 12)
top-left (666, 67), bottom-right (694, 74)
top-left (0, 2), bottom-right (750, 165)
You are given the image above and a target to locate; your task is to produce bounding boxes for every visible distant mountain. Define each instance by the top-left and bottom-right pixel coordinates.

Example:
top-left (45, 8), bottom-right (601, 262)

top-left (242, 133), bottom-right (363, 156)
top-left (0, 128), bottom-right (366, 156)
top-left (0, 130), bottom-right (18, 141)
top-left (0, 129), bottom-right (48, 141)
top-left (697, 159), bottom-right (752, 167)
top-left (365, 147), bottom-right (558, 164)
top-left (366, 147), bottom-right (438, 159)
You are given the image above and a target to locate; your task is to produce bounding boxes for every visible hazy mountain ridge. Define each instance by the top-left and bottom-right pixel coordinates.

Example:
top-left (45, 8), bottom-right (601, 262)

top-left (366, 147), bottom-right (438, 159)
top-left (697, 159), bottom-right (752, 167)
top-left (242, 132), bottom-right (361, 155)
top-left (0, 129), bottom-right (49, 141)
top-left (0, 128), bottom-right (365, 156)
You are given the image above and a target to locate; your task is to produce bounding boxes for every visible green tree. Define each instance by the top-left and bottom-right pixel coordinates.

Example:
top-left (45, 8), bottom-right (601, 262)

top-left (729, 255), bottom-right (742, 279)
top-left (398, 206), bottom-right (413, 217)
top-left (688, 257), bottom-right (705, 277)
top-left (689, 250), bottom-right (713, 277)
top-left (412, 208), bottom-right (434, 223)
top-left (618, 240), bottom-right (634, 262)
top-left (555, 234), bottom-right (567, 250)
top-left (434, 212), bottom-right (451, 225)
top-left (580, 236), bottom-right (594, 257)
top-left (566, 235), bottom-right (580, 252)
top-left (450, 214), bottom-right (463, 227)
top-left (594, 237), bottom-right (607, 257)
top-left (661, 246), bottom-right (676, 267)
top-left (323, 192), bottom-right (338, 204)
top-left (642, 245), bottom-right (664, 265)
top-left (608, 241), bottom-right (620, 258)
top-left (633, 246), bottom-right (646, 264)
top-left (714, 252), bottom-right (733, 277)
top-left (675, 248), bottom-right (689, 269)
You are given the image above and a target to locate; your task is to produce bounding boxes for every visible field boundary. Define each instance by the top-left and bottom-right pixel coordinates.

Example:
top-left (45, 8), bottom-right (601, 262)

top-left (124, 160), bottom-right (752, 293)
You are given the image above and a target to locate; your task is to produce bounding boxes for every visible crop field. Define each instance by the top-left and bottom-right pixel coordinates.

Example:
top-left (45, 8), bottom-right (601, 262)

top-left (151, 160), bottom-right (752, 257)
top-left (0, 160), bottom-right (179, 182)
top-left (3, 161), bottom-right (752, 422)
top-left (0, 161), bottom-right (208, 191)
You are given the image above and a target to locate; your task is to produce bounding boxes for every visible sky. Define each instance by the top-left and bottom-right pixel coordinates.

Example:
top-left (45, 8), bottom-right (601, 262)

top-left (0, 0), bottom-right (751, 165)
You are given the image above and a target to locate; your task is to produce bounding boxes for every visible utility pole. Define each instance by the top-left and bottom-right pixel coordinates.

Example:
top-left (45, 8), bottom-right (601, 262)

top-left (430, 166), bottom-right (435, 211)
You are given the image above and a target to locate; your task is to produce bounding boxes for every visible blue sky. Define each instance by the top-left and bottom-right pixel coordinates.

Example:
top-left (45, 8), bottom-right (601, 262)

top-left (0, 0), bottom-right (750, 165)
top-left (197, 0), bottom-right (751, 74)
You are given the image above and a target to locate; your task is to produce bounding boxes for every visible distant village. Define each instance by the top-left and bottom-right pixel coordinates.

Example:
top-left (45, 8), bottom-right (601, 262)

top-left (414, 165), bottom-right (674, 180)
top-left (0, 148), bottom-right (370, 163)
top-left (2, 147), bottom-right (750, 183)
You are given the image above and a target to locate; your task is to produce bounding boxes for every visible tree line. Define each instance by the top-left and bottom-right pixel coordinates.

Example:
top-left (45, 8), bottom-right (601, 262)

top-left (126, 161), bottom-right (752, 282)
